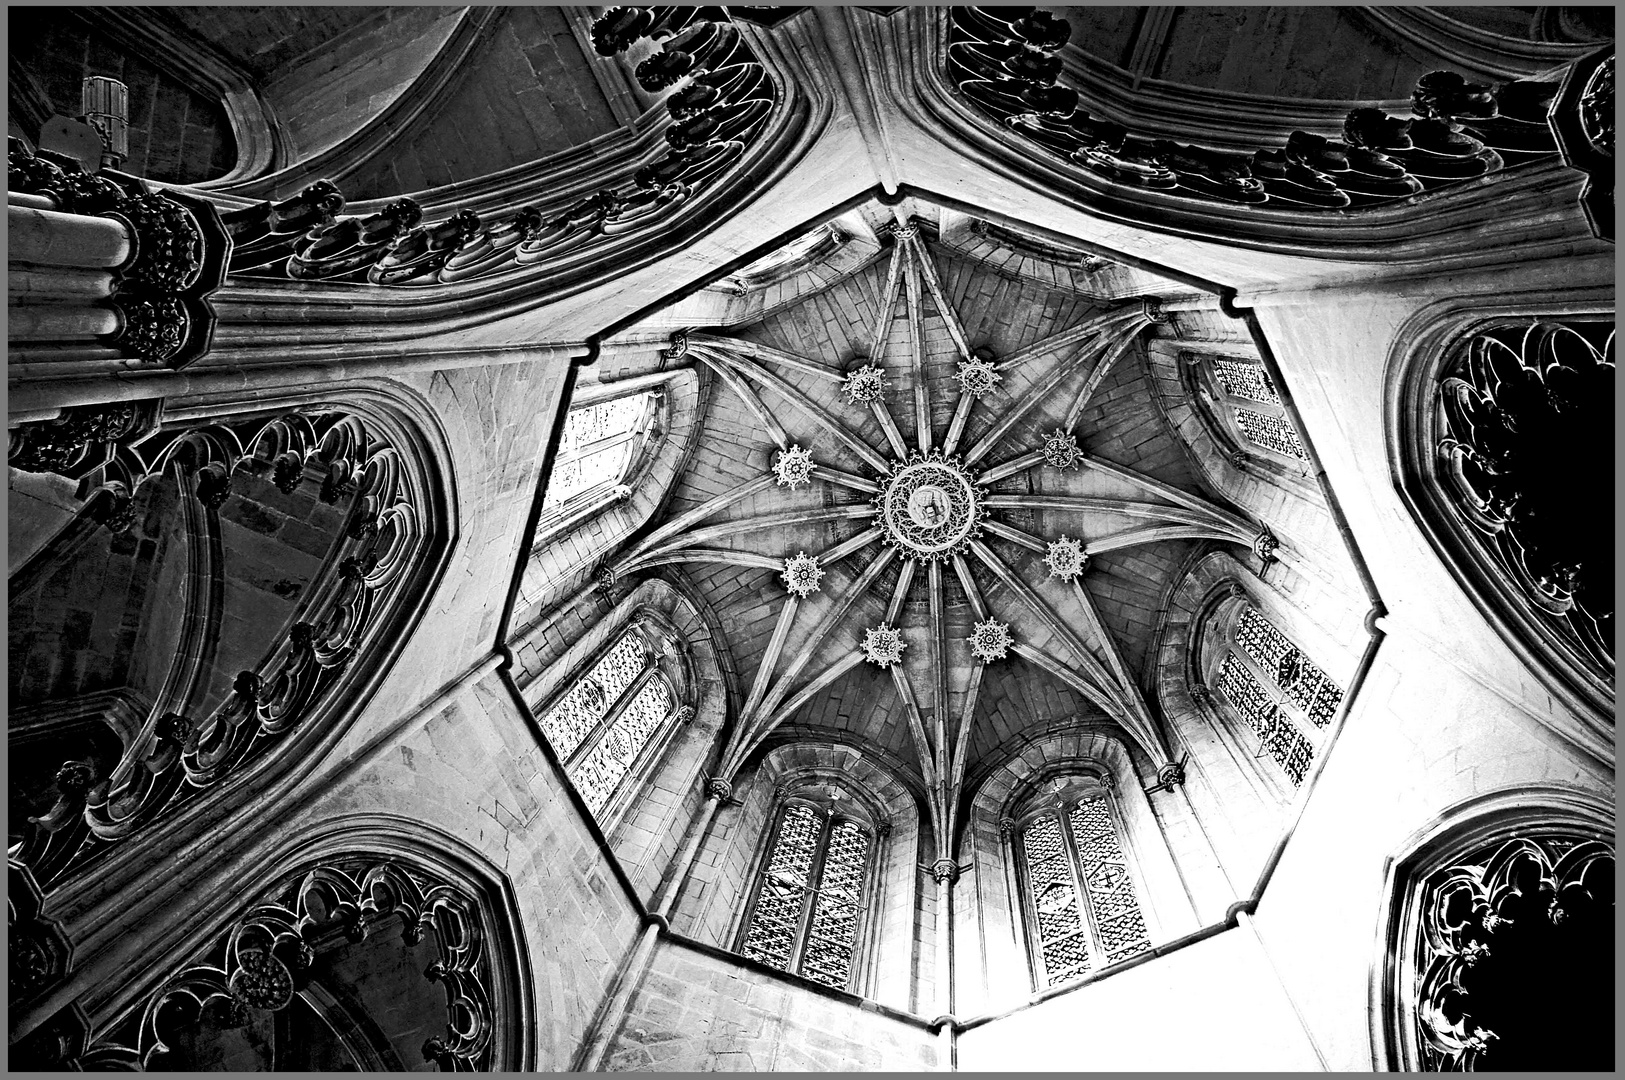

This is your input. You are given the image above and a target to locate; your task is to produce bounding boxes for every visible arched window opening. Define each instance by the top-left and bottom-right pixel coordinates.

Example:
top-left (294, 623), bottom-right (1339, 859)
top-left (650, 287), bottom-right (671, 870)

top-left (1012, 776), bottom-right (1152, 989)
top-left (1386, 826), bottom-right (1614, 1072)
top-left (535, 619), bottom-right (689, 819)
top-left (1184, 350), bottom-right (1309, 467)
top-left (538, 390), bottom-right (659, 522)
top-left (737, 794), bottom-right (876, 992)
top-left (1210, 602), bottom-right (1344, 787)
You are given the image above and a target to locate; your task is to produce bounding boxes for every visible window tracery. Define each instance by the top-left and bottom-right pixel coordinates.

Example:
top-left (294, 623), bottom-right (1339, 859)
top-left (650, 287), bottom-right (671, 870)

top-left (534, 619), bottom-right (687, 821)
top-left (540, 391), bottom-right (658, 515)
top-left (737, 794), bottom-right (876, 992)
top-left (1012, 778), bottom-right (1152, 988)
top-left (1208, 599), bottom-right (1343, 787)
top-left (1185, 350), bottom-right (1309, 466)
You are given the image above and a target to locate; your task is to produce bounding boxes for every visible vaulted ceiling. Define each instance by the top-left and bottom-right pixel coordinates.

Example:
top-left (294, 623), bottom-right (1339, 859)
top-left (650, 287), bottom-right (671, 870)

top-left (601, 196), bottom-right (1271, 853)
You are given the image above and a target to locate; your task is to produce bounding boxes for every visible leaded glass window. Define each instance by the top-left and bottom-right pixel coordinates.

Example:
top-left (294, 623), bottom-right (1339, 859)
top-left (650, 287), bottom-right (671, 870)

top-left (738, 798), bottom-right (874, 991)
top-left (541, 392), bottom-right (657, 512)
top-left (1211, 600), bottom-right (1344, 788)
top-left (1186, 351), bottom-right (1309, 464)
top-left (1015, 785), bottom-right (1152, 988)
top-left (535, 625), bottom-right (683, 822)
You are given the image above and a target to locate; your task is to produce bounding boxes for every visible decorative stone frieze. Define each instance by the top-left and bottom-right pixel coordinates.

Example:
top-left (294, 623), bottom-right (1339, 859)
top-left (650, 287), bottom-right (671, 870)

top-left (12, 410), bottom-right (434, 892)
top-left (946, 8), bottom-right (1563, 211)
top-left (1434, 319), bottom-right (1613, 676)
top-left (71, 858), bottom-right (504, 1071)
top-left (219, 7), bottom-right (778, 285)
top-left (1405, 835), bottom-right (1613, 1071)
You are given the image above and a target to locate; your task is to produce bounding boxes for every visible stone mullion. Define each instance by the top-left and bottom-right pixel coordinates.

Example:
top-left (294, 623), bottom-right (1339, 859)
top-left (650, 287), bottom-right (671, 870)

top-left (1057, 805), bottom-right (1109, 974)
top-left (563, 656), bottom-right (657, 772)
top-left (786, 809), bottom-right (837, 980)
top-left (593, 672), bottom-right (690, 835)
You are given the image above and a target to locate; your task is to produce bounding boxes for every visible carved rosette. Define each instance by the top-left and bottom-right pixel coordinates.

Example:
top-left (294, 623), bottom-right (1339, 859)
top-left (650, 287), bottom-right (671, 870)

top-left (842, 363), bottom-right (888, 405)
top-left (968, 618), bottom-right (1014, 662)
top-left (1041, 428), bottom-right (1084, 470)
top-left (781, 550), bottom-right (826, 598)
top-left (103, 193), bottom-right (205, 293)
top-left (772, 444), bottom-right (816, 488)
top-left (1043, 535), bottom-right (1088, 580)
top-left (955, 355), bottom-right (1002, 398)
top-left (873, 449), bottom-right (987, 563)
top-left (862, 624), bottom-right (907, 668)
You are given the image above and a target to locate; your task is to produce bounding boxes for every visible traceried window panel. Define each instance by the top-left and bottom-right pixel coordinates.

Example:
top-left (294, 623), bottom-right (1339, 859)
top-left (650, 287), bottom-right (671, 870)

top-left (1186, 351), bottom-right (1309, 465)
top-left (1211, 600), bottom-right (1344, 788)
top-left (540, 391), bottom-right (658, 513)
top-left (737, 798), bottom-right (875, 992)
top-left (533, 624), bottom-right (684, 824)
top-left (1015, 784), bottom-right (1152, 989)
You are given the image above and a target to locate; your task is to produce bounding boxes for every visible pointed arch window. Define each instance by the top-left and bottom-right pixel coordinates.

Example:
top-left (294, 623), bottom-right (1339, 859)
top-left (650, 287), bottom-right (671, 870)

top-left (1012, 776), bottom-right (1152, 989)
top-left (536, 621), bottom-right (688, 818)
top-left (1210, 602), bottom-right (1344, 787)
top-left (736, 794), bottom-right (876, 992)
top-left (536, 390), bottom-right (659, 530)
top-left (1184, 350), bottom-right (1309, 466)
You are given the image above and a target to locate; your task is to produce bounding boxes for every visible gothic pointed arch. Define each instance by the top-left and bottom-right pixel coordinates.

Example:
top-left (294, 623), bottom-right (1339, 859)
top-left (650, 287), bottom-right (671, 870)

top-left (957, 726), bottom-right (1201, 1016)
top-left (673, 738), bottom-right (924, 1011)
top-left (1371, 785), bottom-right (1613, 1072)
top-left (1387, 296), bottom-right (1613, 763)
top-left (513, 365), bottom-right (708, 628)
top-left (12, 815), bottom-right (533, 1072)
top-left (7, 384), bottom-right (456, 909)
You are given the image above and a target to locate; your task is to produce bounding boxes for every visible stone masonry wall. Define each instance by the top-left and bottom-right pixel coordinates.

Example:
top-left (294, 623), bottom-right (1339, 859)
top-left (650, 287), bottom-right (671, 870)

top-left (607, 937), bottom-right (939, 1072)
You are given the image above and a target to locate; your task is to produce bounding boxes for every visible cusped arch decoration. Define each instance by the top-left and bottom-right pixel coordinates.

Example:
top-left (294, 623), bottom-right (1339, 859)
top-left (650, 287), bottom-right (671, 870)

top-left (1387, 296), bottom-right (1613, 763)
top-left (19, 816), bottom-right (532, 1072)
top-left (1371, 785), bottom-right (1613, 1073)
top-left (9, 385), bottom-right (456, 897)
